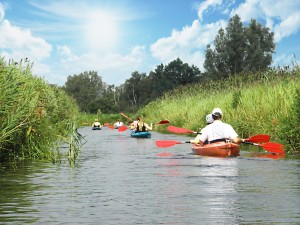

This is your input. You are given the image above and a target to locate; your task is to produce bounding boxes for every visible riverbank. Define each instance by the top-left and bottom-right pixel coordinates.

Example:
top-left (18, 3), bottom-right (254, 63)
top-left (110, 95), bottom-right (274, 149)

top-left (137, 66), bottom-right (300, 155)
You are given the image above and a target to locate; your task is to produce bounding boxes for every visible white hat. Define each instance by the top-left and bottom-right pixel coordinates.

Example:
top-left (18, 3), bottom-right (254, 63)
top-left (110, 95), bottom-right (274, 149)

top-left (206, 114), bottom-right (214, 124)
top-left (212, 108), bottom-right (223, 115)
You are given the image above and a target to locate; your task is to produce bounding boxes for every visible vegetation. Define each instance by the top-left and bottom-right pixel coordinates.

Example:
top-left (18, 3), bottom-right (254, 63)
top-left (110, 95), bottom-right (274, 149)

top-left (204, 15), bottom-right (275, 79)
top-left (0, 58), bottom-right (81, 163)
top-left (138, 66), bottom-right (300, 155)
top-left (63, 58), bottom-right (201, 113)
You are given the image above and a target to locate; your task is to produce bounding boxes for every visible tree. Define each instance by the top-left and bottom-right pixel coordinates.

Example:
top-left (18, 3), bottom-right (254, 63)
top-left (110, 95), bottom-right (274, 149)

top-left (244, 19), bottom-right (275, 72)
top-left (63, 71), bottom-right (105, 112)
top-left (204, 15), bottom-right (275, 79)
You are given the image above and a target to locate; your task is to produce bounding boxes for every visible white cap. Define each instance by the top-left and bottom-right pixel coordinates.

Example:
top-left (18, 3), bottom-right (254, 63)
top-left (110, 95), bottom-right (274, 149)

top-left (205, 114), bottom-right (214, 124)
top-left (212, 108), bottom-right (223, 115)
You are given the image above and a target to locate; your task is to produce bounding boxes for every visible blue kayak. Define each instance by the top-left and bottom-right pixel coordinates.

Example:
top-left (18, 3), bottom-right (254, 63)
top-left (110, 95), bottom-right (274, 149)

top-left (131, 130), bottom-right (151, 138)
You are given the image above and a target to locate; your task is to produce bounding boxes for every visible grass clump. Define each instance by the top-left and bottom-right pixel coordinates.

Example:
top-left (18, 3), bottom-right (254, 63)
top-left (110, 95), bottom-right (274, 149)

top-left (0, 58), bottom-right (81, 163)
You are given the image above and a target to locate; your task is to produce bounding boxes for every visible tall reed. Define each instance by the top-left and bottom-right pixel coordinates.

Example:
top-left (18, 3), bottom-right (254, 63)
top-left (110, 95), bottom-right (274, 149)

top-left (139, 67), bottom-right (300, 154)
top-left (0, 58), bottom-right (80, 162)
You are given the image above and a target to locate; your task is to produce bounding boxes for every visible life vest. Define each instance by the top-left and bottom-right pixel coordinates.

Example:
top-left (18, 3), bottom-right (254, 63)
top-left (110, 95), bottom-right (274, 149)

top-left (136, 122), bottom-right (146, 132)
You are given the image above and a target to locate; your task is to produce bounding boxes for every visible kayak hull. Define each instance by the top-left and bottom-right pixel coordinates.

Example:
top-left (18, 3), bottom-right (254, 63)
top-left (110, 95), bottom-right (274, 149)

top-left (92, 126), bottom-right (101, 130)
top-left (131, 131), bottom-right (151, 138)
top-left (192, 142), bottom-right (240, 157)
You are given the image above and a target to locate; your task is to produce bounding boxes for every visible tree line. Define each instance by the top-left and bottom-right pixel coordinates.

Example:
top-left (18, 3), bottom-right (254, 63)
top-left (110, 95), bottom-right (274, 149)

top-left (62, 15), bottom-right (275, 114)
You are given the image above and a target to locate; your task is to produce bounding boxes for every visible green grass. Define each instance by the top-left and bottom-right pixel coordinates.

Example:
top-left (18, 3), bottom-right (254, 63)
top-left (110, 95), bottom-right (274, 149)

top-left (138, 67), bottom-right (300, 155)
top-left (0, 58), bottom-right (80, 162)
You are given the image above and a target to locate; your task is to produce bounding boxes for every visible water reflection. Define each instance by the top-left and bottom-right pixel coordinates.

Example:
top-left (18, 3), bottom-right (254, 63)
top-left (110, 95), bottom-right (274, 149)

top-left (0, 127), bottom-right (299, 224)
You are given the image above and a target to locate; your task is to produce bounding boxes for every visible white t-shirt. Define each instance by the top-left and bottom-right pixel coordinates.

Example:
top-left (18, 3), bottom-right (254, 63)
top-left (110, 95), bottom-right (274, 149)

top-left (199, 120), bottom-right (238, 142)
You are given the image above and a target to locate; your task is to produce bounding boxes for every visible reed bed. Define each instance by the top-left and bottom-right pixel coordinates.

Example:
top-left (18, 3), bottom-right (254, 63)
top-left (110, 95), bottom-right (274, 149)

top-left (0, 58), bottom-right (80, 162)
top-left (140, 67), bottom-right (300, 154)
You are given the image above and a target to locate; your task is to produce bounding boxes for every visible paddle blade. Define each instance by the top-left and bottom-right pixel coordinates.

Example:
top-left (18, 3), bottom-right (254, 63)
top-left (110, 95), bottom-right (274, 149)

top-left (156, 120), bottom-right (170, 125)
top-left (118, 126), bottom-right (127, 132)
top-left (245, 134), bottom-right (270, 143)
top-left (156, 140), bottom-right (182, 148)
top-left (108, 125), bottom-right (115, 129)
top-left (156, 152), bottom-right (175, 157)
top-left (167, 126), bottom-right (195, 134)
top-left (260, 142), bottom-right (285, 154)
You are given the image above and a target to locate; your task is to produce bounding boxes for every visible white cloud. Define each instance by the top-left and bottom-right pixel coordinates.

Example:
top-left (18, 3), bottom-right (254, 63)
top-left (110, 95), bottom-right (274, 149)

top-left (150, 19), bottom-right (226, 71)
top-left (53, 45), bottom-right (147, 85)
top-left (230, 0), bottom-right (300, 42)
top-left (0, 20), bottom-right (52, 60)
top-left (195, 0), bottom-right (223, 21)
top-left (0, 2), bottom-right (5, 22)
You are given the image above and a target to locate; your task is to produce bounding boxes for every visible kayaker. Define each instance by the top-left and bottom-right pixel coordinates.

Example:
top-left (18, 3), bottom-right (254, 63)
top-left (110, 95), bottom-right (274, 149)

top-left (199, 108), bottom-right (245, 145)
top-left (92, 119), bottom-right (101, 128)
top-left (135, 116), bottom-right (152, 132)
top-left (114, 119), bottom-right (124, 128)
top-left (130, 118), bottom-right (139, 130)
top-left (190, 114), bottom-right (214, 144)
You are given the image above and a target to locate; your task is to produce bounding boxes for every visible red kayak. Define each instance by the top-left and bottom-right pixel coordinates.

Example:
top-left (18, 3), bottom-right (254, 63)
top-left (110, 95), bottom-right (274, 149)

top-left (192, 142), bottom-right (240, 157)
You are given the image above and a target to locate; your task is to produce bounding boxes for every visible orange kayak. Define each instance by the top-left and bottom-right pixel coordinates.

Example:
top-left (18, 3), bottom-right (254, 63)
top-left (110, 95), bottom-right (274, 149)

top-left (192, 142), bottom-right (240, 157)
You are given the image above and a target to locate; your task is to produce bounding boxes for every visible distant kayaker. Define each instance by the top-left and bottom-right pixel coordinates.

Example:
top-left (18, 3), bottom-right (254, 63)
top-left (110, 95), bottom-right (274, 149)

top-left (199, 108), bottom-right (244, 145)
top-left (114, 119), bottom-right (124, 128)
top-left (190, 114), bottom-right (214, 144)
top-left (130, 118), bottom-right (139, 130)
top-left (92, 119), bottom-right (101, 128)
top-left (135, 116), bottom-right (152, 132)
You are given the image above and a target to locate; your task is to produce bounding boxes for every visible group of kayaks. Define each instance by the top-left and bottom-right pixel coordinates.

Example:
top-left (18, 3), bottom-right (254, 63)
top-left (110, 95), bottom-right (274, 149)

top-left (92, 121), bottom-right (285, 159)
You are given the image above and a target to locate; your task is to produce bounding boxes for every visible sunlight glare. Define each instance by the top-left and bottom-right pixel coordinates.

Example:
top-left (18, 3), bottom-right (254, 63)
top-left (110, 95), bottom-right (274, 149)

top-left (84, 11), bottom-right (119, 52)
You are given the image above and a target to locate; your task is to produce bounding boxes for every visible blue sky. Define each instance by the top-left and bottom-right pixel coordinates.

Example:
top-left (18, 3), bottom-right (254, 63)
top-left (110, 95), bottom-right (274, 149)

top-left (0, 0), bottom-right (300, 86)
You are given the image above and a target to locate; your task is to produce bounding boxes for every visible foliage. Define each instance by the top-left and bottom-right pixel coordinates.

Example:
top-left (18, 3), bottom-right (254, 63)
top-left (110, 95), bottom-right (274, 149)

top-left (0, 57), bottom-right (80, 162)
top-left (139, 66), bottom-right (300, 155)
top-left (204, 15), bottom-right (275, 79)
top-left (63, 58), bottom-right (201, 113)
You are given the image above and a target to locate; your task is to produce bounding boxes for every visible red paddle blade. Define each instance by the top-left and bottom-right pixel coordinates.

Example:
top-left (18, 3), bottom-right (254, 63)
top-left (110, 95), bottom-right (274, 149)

top-left (260, 142), bottom-right (285, 154)
top-left (108, 125), bottom-right (115, 129)
top-left (156, 120), bottom-right (170, 125)
top-left (118, 126), bottom-right (127, 132)
top-left (155, 152), bottom-right (175, 157)
top-left (156, 140), bottom-right (182, 148)
top-left (167, 126), bottom-right (195, 134)
top-left (245, 134), bottom-right (270, 143)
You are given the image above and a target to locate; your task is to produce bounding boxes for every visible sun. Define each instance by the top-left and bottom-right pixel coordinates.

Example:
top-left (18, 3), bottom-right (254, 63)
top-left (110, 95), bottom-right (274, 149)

top-left (84, 11), bottom-right (119, 52)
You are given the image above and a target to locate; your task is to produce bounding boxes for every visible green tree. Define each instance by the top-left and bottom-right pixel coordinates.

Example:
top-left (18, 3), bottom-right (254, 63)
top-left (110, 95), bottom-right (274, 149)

top-left (63, 71), bottom-right (105, 112)
top-left (204, 15), bottom-right (275, 79)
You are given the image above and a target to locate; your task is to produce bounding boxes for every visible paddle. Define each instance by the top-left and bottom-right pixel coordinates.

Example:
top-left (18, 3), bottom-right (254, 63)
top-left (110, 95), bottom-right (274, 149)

top-left (120, 112), bottom-right (133, 123)
top-left (244, 134), bottom-right (270, 143)
top-left (244, 142), bottom-right (285, 154)
top-left (156, 140), bottom-right (190, 148)
top-left (118, 125), bottom-right (127, 132)
top-left (168, 126), bottom-right (270, 143)
top-left (155, 120), bottom-right (170, 125)
top-left (118, 120), bottom-right (170, 132)
top-left (156, 139), bottom-right (284, 154)
top-left (167, 125), bottom-right (198, 134)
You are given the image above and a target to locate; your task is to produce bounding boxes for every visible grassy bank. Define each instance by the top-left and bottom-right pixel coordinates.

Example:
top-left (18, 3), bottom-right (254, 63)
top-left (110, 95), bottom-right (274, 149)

top-left (138, 66), bottom-right (300, 155)
top-left (0, 58), bottom-right (80, 162)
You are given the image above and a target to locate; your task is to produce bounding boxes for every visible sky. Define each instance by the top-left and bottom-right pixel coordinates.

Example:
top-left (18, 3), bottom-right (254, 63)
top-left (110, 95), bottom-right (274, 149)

top-left (0, 0), bottom-right (300, 86)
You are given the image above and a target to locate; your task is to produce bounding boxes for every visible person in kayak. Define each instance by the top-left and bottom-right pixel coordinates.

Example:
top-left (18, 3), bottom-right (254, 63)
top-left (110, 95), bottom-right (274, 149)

top-left (92, 119), bottom-right (101, 128)
top-left (130, 118), bottom-right (139, 130)
top-left (135, 116), bottom-right (152, 132)
top-left (190, 113), bottom-right (214, 144)
top-left (114, 119), bottom-right (124, 128)
top-left (199, 108), bottom-right (245, 145)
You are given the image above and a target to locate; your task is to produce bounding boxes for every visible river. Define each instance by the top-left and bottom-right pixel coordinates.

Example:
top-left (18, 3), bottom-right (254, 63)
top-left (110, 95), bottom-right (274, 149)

top-left (0, 126), bottom-right (299, 225)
